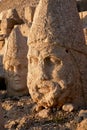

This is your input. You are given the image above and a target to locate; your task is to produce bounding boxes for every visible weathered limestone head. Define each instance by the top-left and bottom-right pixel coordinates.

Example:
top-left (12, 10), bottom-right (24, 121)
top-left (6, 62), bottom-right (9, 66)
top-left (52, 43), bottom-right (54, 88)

top-left (3, 25), bottom-right (28, 96)
top-left (0, 8), bottom-right (23, 36)
top-left (28, 0), bottom-right (87, 110)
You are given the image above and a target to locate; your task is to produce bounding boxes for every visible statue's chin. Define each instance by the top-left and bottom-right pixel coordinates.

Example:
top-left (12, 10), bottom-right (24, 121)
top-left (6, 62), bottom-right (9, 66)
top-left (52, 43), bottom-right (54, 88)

top-left (9, 83), bottom-right (26, 91)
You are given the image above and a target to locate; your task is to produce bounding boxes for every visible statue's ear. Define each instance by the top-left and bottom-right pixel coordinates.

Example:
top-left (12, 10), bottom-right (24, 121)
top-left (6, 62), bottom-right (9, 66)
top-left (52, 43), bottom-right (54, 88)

top-left (77, 0), bottom-right (87, 12)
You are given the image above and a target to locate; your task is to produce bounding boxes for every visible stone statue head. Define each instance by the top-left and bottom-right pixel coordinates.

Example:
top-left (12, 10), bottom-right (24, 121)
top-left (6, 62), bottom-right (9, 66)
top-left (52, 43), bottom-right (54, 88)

top-left (3, 25), bottom-right (28, 96)
top-left (27, 0), bottom-right (86, 109)
top-left (28, 43), bottom-right (83, 108)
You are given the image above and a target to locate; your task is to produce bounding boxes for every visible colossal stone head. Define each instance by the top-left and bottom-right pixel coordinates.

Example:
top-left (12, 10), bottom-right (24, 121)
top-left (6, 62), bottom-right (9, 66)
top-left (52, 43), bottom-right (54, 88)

top-left (28, 43), bottom-right (82, 108)
top-left (3, 25), bottom-right (28, 96)
top-left (27, 0), bottom-right (87, 109)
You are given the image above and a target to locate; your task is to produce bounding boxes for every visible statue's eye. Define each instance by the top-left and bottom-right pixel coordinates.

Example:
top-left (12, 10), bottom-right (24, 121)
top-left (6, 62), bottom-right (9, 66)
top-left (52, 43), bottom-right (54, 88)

top-left (44, 56), bottom-right (61, 66)
top-left (30, 57), bottom-right (38, 65)
top-left (9, 65), bottom-right (14, 71)
top-left (50, 57), bottom-right (61, 65)
top-left (44, 57), bottom-right (53, 66)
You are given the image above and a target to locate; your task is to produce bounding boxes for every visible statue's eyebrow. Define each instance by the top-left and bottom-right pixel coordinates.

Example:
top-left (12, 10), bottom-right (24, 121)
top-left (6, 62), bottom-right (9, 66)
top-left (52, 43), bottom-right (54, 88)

top-left (29, 56), bottom-right (38, 58)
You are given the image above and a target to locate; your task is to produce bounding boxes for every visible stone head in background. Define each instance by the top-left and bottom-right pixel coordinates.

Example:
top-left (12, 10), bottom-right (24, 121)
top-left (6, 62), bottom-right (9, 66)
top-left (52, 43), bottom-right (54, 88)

top-left (0, 8), bottom-right (24, 36)
top-left (27, 0), bottom-right (87, 110)
top-left (3, 25), bottom-right (28, 96)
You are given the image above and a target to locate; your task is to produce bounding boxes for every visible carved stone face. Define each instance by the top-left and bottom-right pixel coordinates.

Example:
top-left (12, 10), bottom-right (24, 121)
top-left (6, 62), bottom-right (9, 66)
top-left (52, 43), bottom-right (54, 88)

top-left (4, 57), bottom-right (28, 96)
top-left (3, 25), bottom-right (28, 96)
top-left (28, 44), bottom-right (79, 108)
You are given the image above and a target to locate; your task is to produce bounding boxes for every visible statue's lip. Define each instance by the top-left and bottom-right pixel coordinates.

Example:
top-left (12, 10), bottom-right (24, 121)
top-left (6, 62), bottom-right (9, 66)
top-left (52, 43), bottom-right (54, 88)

top-left (36, 81), bottom-right (62, 93)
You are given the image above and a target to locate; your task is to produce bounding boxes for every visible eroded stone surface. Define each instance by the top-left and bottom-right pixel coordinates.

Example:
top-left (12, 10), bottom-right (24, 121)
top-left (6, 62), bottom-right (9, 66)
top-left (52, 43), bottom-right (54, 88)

top-left (25, 6), bottom-right (35, 23)
top-left (79, 110), bottom-right (87, 119)
top-left (36, 109), bottom-right (50, 118)
top-left (27, 0), bottom-right (87, 109)
top-left (3, 25), bottom-right (28, 96)
top-left (0, 8), bottom-right (23, 22)
top-left (62, 104), bottom-right (74, 112)
top-left (76, 119), bottom-right (87, 130)
top-left (0, 103), bottom-right (4, 130)
top-left (0, 8), bottom-right (23, 36)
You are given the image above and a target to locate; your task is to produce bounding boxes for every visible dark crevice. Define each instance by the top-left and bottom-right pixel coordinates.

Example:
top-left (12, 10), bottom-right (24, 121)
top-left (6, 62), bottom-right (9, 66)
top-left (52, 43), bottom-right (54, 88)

top-left (65, 49), bottom-right (69, 53)
top-left (0, 77), bottom-right (6, 90)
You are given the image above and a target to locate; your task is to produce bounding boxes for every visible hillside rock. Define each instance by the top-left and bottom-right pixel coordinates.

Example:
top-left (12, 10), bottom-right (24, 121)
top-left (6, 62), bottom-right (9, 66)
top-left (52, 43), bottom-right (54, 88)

top-left (24, 6), bottom-right (35, 23)
top-left (0, 8), bottom-right (23, 36)
top-left (0, 0), bottom-right (39, 19)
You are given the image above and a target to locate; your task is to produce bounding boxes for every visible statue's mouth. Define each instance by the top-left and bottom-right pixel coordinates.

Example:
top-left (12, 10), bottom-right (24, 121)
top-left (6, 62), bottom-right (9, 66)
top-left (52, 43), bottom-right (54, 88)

top-left (35, 81), bottom-right (62, 97)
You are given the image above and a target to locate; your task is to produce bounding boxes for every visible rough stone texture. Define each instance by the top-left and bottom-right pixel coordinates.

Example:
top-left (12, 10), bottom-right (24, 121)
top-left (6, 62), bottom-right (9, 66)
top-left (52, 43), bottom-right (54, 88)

top-left (0, 34), bottom-right (6, 78)
top-left (0, 8), bottom-right (23, 22)
top-left (1, 19), bottom-right (13, 35)
top-left (0, 20), bottom-right (1, 30)
top-left (18, 23), bottom-right (30, 37)
top-left (76, 0), bottom-right (87, 12)
top-left (36, 109), bottom-right (50, 118)
top-left (3, 25), bottom-right (29, 96)
top-left (0, 35), bottom-right (5, 50)
top-left (0, 103), bottom-right (4, 130)
top-left (0, 9), bottom-right (24, 82)
top-left (0, 8), bottom-right (23, 35)
top-left (0, 40), bottom-right (4, 49)
top-left (76, 119), bottom-right (87, 130)
top-left (62, 104), bottom-right (74, 112)
top-left (27, 0), bottom-right (87, 109)
top-left (0, 0), bottom-right (39, 20)
top-left (25, 6), bottom-right (35, 23)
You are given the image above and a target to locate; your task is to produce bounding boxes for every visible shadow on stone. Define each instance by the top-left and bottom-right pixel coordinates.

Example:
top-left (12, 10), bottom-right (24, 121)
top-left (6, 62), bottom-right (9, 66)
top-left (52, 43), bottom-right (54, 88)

top-left (0, 77), bottom-right (6, 90)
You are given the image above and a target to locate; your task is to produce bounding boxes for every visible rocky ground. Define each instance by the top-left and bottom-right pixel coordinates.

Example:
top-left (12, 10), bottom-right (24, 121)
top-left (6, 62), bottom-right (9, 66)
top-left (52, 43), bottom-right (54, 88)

top-left (0, 90), bottom-right (87, 130)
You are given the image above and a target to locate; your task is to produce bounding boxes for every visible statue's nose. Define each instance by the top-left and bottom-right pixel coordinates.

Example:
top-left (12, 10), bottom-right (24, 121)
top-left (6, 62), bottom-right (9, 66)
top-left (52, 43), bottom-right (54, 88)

top-left (38, 62), bottom-right (49, 80)
top-left (39, 72), bottom-right (49, 80)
